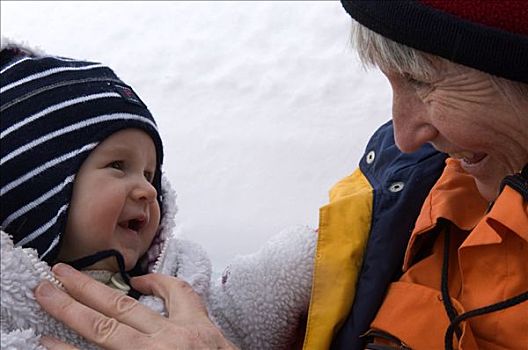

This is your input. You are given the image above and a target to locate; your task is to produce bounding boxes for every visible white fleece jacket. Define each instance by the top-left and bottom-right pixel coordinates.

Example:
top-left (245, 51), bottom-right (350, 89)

top-left (0, 176), bottom-right (316, 350)
top-left (1, 38), bottom-right (316, 349)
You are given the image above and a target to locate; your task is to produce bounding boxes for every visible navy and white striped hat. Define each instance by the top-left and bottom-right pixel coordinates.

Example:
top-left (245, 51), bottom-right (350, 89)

top-left (0, 44), bottom-right (164, 263)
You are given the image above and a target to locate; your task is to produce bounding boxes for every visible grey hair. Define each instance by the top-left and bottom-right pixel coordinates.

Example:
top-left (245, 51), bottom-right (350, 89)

top-left (350, 20), bottom-right (438, 80)
top-left (350, 20), bottom-right (528, 101)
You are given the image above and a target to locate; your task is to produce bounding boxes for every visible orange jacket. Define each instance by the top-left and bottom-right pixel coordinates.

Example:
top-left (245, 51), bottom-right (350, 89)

top-left (370, 159), bottom-right (528, 349)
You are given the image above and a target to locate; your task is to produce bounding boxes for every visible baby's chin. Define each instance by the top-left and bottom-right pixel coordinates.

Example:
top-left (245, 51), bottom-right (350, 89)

top-left (82, 260), bottom-right (118, 272)
top-left (82, 256), bottom-right (138, 272)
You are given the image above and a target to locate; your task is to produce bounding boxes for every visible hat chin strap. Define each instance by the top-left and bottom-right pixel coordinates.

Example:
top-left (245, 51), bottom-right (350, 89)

top-left (61, 249), bottom-right (141, 299)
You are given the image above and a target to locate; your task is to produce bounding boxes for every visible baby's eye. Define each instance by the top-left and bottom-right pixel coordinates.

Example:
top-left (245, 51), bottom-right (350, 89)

top-left (108, 161), bottom-right (124, 170)
top-left (144, 171), bottom-right (154, 182)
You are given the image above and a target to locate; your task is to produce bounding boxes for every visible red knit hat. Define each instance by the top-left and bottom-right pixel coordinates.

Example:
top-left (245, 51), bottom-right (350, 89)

top-left (340, 0), bottom-right (528, 83)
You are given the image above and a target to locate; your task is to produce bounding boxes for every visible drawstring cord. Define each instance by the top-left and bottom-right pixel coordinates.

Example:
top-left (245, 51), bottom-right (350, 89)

top-left (442, 228), bottom-right (528, 350)
top-left (444, 164), bottom-right (528, 349)
top-left (500, 164), bottom-right (528, 201)
top-left (64, 249), bottom-right (141, 299)
top-left (440, 224), bottom-right (462, 340)
top-left (444, 290), bottom-right (528, 349)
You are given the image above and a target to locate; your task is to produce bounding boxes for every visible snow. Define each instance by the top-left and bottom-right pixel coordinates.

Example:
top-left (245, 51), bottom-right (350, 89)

top-left (1, 1), bottom-right (392, 269)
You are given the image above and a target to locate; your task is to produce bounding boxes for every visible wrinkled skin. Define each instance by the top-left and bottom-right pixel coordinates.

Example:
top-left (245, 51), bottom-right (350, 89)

top-left (383, 61), bottom-right (528, 201)
top-left (36, 264), bottom-right (238, 350)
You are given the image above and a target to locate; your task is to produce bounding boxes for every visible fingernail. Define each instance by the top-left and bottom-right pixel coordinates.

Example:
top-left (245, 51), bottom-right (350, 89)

top-left (53, 263), bottom-right (74, 277)
top-left (40, 335), bottom-right (61, 348)
top-left (36, 281), bottom-right (57, 298)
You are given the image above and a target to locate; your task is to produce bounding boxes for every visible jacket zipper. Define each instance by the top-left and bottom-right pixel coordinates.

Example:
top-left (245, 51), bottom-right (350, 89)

top-left (27, 247), bottom-right (64, 289)
top-left (151, 235), bottom-right (171, 274)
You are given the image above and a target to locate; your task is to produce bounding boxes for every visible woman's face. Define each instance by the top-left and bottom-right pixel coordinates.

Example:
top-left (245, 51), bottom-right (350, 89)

top-left (382, 61), bottom-right (528, 201)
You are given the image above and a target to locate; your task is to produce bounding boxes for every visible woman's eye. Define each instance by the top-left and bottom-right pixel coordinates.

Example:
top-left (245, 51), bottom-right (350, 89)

top-left (403, 73), bottom-right (428, 88)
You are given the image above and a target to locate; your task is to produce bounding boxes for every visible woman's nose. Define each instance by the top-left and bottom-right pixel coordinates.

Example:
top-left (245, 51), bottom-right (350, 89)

top-left (391, 91), bottom-right (437, 153)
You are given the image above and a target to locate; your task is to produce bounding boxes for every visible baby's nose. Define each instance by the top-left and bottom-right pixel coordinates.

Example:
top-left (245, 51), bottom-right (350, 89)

top-left (132, 179), bottom-right (157, 202)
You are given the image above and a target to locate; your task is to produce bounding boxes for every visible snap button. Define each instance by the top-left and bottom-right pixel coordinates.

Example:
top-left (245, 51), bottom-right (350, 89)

top-left (389, 181), bottom-right (405, 193)
top-left (366, 150), bottom-right (376, 164)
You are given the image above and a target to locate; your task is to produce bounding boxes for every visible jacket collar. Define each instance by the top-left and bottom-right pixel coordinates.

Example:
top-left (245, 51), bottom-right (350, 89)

top-left (404, 158), bottom-right (528, 270)
top-left (485, 185), bottom-right (528, 243)
top-left (412, 158), bottom-right (488, 233)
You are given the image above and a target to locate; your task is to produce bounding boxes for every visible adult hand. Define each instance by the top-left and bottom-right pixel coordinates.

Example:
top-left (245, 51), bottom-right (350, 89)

top-left (35, 263), bottom-right (238, 350)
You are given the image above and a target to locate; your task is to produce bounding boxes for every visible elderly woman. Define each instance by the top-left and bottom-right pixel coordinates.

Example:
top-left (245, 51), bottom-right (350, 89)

top-left (35, 1), bottom-right (527, 350)
top-left (308, 2), bottom-right (528, 350)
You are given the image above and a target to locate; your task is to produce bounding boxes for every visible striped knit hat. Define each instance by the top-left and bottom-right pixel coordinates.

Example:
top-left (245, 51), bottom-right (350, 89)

top-left (0, 42), bottom-right (164, 263)
top-left (340, 0), bottom-right (528, 84)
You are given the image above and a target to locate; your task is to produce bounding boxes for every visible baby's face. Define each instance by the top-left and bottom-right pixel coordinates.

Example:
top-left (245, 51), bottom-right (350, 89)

top-left (58, 128), bottom-right (160, 272)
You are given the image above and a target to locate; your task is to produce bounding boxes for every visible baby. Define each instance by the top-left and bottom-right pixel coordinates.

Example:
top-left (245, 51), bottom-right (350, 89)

top-left (0, 39), bottom-right (315, 350)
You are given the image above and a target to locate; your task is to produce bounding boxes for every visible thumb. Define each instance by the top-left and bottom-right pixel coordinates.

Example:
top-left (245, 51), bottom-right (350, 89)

top-left (131, 273), bottom-right (208, 323)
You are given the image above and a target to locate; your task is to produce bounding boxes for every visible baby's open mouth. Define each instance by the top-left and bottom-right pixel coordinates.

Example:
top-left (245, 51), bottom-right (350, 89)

top-left (119, 218), bottom-right (146, 233)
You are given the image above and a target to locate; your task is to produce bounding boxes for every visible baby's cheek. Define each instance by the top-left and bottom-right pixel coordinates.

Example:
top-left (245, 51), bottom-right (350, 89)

top-left (143, 220), bottom-right (159, 252)
top-left (148, 202), bottom-right (161, 230)
top-left (86, 193), bottom-right (124, 229)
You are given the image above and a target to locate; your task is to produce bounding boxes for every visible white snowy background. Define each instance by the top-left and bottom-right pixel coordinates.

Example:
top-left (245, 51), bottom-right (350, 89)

top-left (1, 1), bottom-right (392, 269)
